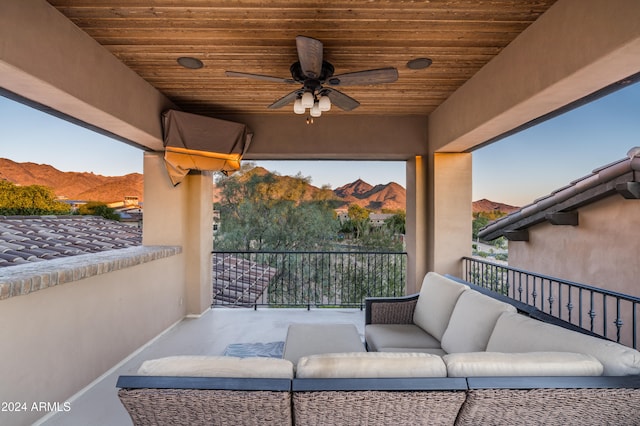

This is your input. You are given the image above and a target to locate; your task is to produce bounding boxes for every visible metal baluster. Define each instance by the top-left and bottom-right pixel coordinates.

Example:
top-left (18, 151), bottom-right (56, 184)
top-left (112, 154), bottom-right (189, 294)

top-left (547, 279), bottom-right (554, 315)
top-left (633, 302), bottom-right (637, 350)
top-left (614, 298), bottom-right (623, 343)
top-left (532, 276), bottom-right (538, 307)
top-left (567, 285), bottom-right (573, 323)
top-left (557, 281), bottom-right (562, 320)
top-left (517, 271), bottom-right (523, 301)
top-left (589, 292), bottom-right (596, 332)
top-left (602, 294), bottom-right (607, 338)
top-left (505, 269), bottom-right (511, 297)
top-left (579, 288), bottom-right (583, 329)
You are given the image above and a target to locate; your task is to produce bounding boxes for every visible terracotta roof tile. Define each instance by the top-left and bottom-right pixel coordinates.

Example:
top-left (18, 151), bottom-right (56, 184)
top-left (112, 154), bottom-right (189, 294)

top-left (212, 253), bottom-right (276, 306)
top-left (479, 148), bottom-right (640, 241)
top-left (0, 216), bottom-right (142, 267)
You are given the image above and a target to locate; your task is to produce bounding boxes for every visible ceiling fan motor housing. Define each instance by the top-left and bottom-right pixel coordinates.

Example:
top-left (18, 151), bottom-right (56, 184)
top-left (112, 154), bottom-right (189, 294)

top-left (290, 61), bottom-right (335, 85)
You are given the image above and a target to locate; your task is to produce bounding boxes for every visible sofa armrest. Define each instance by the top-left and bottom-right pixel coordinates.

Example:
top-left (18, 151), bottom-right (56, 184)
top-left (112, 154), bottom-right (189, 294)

top-left (116, 376), bottom-right (292, 426)
top-left (365, 294), bottom-right (419, 325)
top-left (457, 376), bottom-right (640, 426)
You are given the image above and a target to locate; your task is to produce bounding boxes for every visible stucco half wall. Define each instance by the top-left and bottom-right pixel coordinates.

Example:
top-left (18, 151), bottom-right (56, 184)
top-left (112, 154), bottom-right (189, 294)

top-left (0, 254), bottom-right (186, 426)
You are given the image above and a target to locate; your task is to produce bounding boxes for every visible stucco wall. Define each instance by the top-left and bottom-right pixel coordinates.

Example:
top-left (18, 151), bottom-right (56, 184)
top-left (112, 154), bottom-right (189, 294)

top-left (509, 196), bottom-right (640, 296)
top-left (0, 254), bottom-right (186, 426)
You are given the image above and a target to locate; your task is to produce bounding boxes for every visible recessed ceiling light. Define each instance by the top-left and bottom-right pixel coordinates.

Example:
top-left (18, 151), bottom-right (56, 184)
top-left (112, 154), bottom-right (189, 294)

top-left (406, 58), bottom-right (432, 70)
top-left (177, 57), bottom-right (204, 69)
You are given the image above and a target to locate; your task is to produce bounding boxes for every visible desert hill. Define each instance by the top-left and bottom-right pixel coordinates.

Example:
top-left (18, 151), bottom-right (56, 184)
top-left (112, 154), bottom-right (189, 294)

top-left (334, 179), bottom-right (406, 211)
top-left (2, 159), bottom-right (518, 214)
top-left (472, 198), bottom-right (519, 214)
top-left (0, 158), bottom-right (143, 203)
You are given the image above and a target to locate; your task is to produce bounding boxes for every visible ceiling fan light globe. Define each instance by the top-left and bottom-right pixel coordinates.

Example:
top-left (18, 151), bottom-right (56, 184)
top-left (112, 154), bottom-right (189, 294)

top-left (310, 103), bottom-right (322, 117)
top-left (319, 96), bottom-right (331, 112)
top-left (301, 92), bottom-right (315, 108)
top-left (293, 99), bottom-right (305, 114)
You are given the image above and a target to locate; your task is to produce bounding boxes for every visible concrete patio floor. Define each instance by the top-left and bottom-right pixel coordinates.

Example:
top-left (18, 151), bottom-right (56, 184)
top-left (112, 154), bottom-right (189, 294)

top-left (37, 307), bottom-right (365, 426)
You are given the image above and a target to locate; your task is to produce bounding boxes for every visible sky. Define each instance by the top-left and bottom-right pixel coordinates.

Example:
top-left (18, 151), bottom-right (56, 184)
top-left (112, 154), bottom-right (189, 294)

top-left (1, 80), bottom-right (638, 207)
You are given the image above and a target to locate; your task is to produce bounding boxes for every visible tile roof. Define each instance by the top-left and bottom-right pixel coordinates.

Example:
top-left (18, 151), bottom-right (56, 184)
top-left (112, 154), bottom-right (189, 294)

top-left (0, 216), bottom-right (142, 268)
top-left (479, 148), bottom-right (640, 241)
top-left (212, 253), bottom-right (276, 307)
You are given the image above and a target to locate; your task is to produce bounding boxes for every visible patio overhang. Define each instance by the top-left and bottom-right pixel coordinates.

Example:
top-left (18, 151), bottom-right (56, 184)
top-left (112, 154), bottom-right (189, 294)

top-left (2, 1), bottom-right (639, 158)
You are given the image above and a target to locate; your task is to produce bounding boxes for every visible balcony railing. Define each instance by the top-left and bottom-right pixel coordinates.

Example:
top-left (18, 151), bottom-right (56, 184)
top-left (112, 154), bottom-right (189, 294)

top-left (462, 257), bottom-right (640, 349)
top-left (212, 250), bottom-right (407, 309)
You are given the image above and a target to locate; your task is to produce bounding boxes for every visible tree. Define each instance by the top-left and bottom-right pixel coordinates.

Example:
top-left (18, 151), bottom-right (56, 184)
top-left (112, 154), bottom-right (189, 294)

top-left (472, 211), bottom-right (507, 241)
top-left (76, 202), bottom-right (120, 221)
top-left (472, 214), bottom-right (490, 240)
top-left (384, 211), bottom-right (406, 235)
top-left (341, 204), bottom-right (370, 240)
top-left (214, 166), bottom-right (339, 251)
top-left (0, 180), bottom-right (71, 215)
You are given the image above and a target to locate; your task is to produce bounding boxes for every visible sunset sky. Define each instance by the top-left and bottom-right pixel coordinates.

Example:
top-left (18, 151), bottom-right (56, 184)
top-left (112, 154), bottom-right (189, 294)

top-left (1, 80), bottom-right (638, 207)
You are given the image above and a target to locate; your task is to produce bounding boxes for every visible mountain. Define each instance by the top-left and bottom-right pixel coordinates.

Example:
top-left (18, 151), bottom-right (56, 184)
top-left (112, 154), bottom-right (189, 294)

top-left (334, 180), bottom-right (406, 211)
top-left (215, 168), bottom-right (406, 212)
top-left (2, 159), bottom-right (522, 214)
top-left (0, 158), bottom-right (143, 203)
top-left (334, 179), bottom-right (374, 199)
top-left (472, 198), bottom-right (519, 214)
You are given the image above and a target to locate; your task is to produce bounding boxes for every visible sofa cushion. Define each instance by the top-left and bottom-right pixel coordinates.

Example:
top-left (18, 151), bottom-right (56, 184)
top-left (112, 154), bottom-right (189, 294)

top-left (440, 289), bottom-right (516, 353)
top-left (412, 272), bottom-right (469, 341)
top-left (365, 324), bottom-right (441, 352)
top-left (296, 352), bottom-right (447, 378)
top-left (443, 352), bottom-right (604, 377)
top-left (137, 356), bottom-right (294, 379)
top-left (487, 312), bottom-right (640, 376)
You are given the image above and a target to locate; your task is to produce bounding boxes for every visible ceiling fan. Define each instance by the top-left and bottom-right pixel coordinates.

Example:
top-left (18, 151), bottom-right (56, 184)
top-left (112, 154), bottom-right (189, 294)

top-left (225, 35), bottom-right (399, 117)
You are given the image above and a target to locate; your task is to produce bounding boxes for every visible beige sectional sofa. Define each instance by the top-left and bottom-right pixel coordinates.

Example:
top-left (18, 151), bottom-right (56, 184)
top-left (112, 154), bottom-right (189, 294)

top-left (117, 272), bottom-right (640, 425)
top-left (365, 272), bottom-right (640, 377)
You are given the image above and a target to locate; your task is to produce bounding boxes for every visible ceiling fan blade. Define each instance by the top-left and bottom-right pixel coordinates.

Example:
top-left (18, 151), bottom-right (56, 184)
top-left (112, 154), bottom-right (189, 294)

top-left (328, 67), bottom-right (399, 86)
top-left (268, 90), bottom-right (302, 109)
top-left (323, 88), bottom-right (360, 112)
top-left (225, 71), bottom-right (295, 84)
top-left (296, 36), bottom-right (323, 79)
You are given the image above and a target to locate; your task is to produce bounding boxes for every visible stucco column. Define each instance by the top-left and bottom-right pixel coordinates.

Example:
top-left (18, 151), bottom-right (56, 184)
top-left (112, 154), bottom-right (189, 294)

top-left (184, 170), bottom-right (214, 315)
top-left (143, 152), bottom-right (213, 315)
top-left (426, 153), bottom-right (472, 277)
top-left (405, 156), bottom-right (428, 294)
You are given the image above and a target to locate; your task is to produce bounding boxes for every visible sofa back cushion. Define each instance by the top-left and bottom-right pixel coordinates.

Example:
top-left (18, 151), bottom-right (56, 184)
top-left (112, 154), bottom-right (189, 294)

top-left (440, 290), bottom-right (516, 353)
top-left (443, 351), bottom-right (604, 377)
top-left (137, 355), bottom-right (294, 379)
top-left (413, 272), bottom-right (469, 341)
top-left (487, 312), bottom-right (640, 376)
top-left (296, 352), bottom-right (447, 378)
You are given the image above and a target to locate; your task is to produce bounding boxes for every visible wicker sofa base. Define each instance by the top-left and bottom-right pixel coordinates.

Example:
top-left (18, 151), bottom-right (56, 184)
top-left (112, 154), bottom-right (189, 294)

top-left (117, 375), bottom-right (640, 426)
top-left (293, 390), bottom-right (466, 426)
top-left (118, 388), bottom-right (292, 426)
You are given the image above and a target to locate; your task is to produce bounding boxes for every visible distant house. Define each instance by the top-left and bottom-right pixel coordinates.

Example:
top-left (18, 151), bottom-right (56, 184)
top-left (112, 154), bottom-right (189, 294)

top-left (335, 209), bottom-right (349, 223)
top-left (115, 206), bottom-right (143, 228)
top-left (334, 209), bottom-right (395, 226)
top-left (107, 196), bottom-right (140, 209)
top-left (58, 199), bottom-right (87, 212)
top-left (369, 213), bottom-right (395, 227)
top-left (479, 148), bottom-right (640, 298)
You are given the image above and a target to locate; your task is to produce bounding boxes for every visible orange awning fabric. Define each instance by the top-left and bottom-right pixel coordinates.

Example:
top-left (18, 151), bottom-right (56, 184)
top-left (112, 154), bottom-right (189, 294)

top-left (162, 110), bottom-right (252, 186)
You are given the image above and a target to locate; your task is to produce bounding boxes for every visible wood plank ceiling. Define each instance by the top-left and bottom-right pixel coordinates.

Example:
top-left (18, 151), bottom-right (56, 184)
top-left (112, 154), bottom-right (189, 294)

top-left (48, 0), bottom-right (557, 117)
